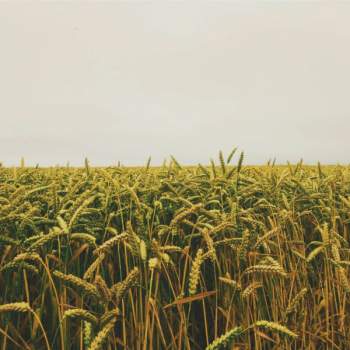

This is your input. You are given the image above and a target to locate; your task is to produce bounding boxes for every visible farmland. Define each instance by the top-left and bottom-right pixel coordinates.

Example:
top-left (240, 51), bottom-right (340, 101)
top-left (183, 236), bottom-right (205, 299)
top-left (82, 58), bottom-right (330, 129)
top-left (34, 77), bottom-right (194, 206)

top-left (1, 152), bottom-right (350, 349)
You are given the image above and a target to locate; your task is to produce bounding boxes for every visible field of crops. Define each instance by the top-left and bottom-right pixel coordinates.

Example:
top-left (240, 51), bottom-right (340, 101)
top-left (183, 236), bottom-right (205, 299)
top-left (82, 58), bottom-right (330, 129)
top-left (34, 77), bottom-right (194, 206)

top-left (1, 151), bottom-right (350, 350)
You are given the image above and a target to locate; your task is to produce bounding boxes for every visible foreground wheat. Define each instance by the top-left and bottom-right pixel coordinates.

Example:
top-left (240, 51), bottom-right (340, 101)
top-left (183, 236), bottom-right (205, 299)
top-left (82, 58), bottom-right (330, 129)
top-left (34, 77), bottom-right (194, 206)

top-left (0, 151), bottom-right (349, 349)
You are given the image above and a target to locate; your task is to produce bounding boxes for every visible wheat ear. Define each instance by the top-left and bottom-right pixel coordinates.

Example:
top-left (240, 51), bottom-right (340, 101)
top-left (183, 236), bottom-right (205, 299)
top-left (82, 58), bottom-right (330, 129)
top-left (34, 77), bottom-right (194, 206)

top-left (53, 270), bottom-right (100, 299)
top-left (88, 318), bottom-right (116, 350)
top-left (189, 248), bottom-right (204, 295)
top-left (205, 326), bottom-right (243, 350)
top-left (255, 320), bottom-right (298, 338)
top-left (63, 308), bottom-right (98, 325)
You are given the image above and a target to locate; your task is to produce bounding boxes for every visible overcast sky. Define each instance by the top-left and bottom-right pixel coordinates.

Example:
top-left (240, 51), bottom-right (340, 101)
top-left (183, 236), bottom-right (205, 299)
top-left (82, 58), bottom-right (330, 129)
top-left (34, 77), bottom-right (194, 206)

top-left (0, 1), bottom-right (349, 166)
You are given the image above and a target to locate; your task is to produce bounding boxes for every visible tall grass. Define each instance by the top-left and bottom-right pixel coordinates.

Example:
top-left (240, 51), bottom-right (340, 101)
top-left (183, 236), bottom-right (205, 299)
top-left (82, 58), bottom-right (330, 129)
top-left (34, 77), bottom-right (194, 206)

top-left (1, 152), bottom-right (350, 349)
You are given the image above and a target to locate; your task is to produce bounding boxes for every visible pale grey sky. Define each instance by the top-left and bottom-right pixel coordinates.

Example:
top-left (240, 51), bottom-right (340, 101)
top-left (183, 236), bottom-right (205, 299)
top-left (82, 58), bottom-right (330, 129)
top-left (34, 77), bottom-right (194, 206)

top-left (0, 1), bottom-right (349, 166)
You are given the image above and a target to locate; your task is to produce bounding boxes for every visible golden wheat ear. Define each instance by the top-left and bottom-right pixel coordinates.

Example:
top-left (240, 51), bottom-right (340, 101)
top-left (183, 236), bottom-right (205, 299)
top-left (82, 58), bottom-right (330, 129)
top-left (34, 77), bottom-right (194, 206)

top-left (202, 228), bottom-right (216, 262)
top-left (53, 270), bottom-right (101, 299)
top-left (94, 275), bottom-right (111, 301)
top-left (241, 282), bottom-right (263, 299)
top-left (70, 233), bottom-right (97, 247)
top-left (243, 264), bottom-right (287, 277)
top-left (63, 308), bottom-right (98, 325)
top-left (84, 321), bottom-right (93, 348)
top-left (205, 326), bottom-right (243, 350)
top-left (255, 320), bottom-right (298, 338)
top-left (0, 261), bottom-right (39, 275)
top-left (110, 267), bottom-right (140, 304)
top-left (29, 229), bottom-right (68, 251)
top-left (286, 288), bottom-right (308, 315)
top-left (219, 277), bottom-right (241, 290)
top-left (93, 232), bottom-right (128, 255)
top-left (0, 302), bottom-right (32, 313)
top-left (188, 248), bottom-right (204, 295)
top-left (99, 309), bottom-right (120, 328)
top-left (88, 318), bottom-right (116, 350)
top-left (83, 253), bottom-right (106, 280)
top-left (170, 203), bottom-right (203, 228)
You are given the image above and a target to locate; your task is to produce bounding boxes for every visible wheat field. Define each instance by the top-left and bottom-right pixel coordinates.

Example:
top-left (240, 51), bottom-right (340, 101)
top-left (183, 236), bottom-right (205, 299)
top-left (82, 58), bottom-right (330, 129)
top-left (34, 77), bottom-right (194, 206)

top-left (1, 151), bottom-right (350, 349)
